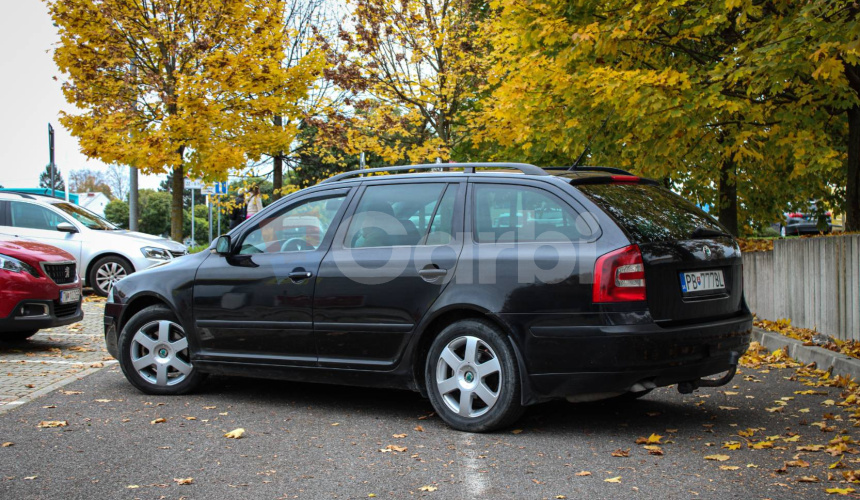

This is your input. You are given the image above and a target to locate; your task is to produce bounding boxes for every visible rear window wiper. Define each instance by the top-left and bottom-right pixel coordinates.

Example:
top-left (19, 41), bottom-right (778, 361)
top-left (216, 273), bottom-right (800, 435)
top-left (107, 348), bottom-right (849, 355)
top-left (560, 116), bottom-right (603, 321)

top-left (691, 226), bottom-right (733, 239)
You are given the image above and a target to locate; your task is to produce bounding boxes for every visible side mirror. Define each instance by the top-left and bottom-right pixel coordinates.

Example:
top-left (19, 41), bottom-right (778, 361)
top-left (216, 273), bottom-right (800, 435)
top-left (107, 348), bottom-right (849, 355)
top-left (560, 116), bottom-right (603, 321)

top-left (214, 235), bottom-right (232, 255)
top-left (57, 222), bottom-right (78, 233)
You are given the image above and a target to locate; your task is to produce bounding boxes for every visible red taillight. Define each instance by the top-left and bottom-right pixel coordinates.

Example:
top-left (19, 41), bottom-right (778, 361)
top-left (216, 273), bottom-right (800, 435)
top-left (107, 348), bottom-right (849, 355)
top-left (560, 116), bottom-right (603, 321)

top-left (593, 244), bottom-right (646, 303)
top-left (610, 175), bottom-right (640, 183)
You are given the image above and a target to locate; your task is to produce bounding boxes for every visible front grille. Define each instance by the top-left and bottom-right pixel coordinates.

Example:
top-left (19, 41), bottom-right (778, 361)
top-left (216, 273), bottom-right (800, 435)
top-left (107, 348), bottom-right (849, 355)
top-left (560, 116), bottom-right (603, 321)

top-left (54, 301), bottom-right (79, 318)
top-left (169, 250), bottom-right (187, 258)
top-left (43, 263), bottom-right (77, 284)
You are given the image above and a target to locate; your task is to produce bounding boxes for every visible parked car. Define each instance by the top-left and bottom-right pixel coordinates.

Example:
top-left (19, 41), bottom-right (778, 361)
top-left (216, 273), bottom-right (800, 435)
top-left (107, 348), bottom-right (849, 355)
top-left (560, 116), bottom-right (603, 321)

top-left (104, 163), bottom-right (752, 432)
top-left (0, 191), bottom-right (187, 296)
top-left (780, 209), bottom-right (832, 237)
top-left (0, 235), bottom-right (83, 341)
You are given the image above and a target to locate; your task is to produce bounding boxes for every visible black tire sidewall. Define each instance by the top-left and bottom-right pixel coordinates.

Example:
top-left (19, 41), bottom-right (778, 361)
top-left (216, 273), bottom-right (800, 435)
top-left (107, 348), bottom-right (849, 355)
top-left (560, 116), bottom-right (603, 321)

top-left (425, 319), bottom-right (523, 432)
top-left (118, 305), bottom-right (204, 395)
top-left (89, 256), bottom-right (133, 297)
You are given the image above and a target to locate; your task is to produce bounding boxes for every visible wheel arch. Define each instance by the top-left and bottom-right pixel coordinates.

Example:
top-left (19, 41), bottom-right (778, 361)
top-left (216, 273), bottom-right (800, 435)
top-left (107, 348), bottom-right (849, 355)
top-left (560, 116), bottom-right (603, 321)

top-left (84, 252), bottom-right (136, 287)
top-left (410, 305), bottom-right (537, 406)
top-left (118, 292), bottom-right (177, 335)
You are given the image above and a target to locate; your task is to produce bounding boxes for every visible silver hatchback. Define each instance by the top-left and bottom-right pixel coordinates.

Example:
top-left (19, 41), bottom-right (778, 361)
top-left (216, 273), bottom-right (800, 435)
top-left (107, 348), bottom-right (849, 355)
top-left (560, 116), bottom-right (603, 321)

top-left (0, 192), bottom-right (186, 295)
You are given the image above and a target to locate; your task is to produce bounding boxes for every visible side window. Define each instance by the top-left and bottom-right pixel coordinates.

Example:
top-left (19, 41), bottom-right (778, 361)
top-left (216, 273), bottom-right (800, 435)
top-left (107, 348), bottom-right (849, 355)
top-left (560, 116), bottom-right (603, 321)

top-left (10, 202), bottom-right (67, 231)
top-left (473, 184), bottom-right (592, 243)
top-left (346, 183), bottom-right (452, 248)
top-left (238, 194), bottom-right (346, 254)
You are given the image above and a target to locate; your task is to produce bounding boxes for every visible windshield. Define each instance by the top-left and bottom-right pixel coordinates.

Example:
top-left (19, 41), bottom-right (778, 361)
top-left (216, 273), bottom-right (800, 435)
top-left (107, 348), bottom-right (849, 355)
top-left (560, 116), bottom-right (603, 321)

top-left (54, 202), bottom-right (117, 230)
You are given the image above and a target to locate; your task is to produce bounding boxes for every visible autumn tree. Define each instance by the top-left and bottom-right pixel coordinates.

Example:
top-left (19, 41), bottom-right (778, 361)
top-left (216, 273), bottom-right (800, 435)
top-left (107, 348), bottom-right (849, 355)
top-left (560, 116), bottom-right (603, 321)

top-left (48, 0), bottom-right (321, 241)
top-left (474, 0), bottom-right (844, 235)
top-left (331, 0), bottom-right (489, 164)
top-left (105, 165), bottom-right (129, 200)
top-left (69, 168), bottom-right (112, 197)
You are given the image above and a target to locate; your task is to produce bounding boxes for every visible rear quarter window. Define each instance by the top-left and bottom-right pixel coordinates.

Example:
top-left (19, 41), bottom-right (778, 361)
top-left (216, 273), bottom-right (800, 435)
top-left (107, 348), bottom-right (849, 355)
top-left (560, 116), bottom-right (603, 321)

top-left (577, 184), bottom-right (724, 243)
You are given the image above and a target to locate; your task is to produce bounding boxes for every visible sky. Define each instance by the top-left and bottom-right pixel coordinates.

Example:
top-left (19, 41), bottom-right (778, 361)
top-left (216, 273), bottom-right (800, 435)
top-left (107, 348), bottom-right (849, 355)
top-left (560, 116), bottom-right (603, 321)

top-left (0, 1), bottom-right (163, 192)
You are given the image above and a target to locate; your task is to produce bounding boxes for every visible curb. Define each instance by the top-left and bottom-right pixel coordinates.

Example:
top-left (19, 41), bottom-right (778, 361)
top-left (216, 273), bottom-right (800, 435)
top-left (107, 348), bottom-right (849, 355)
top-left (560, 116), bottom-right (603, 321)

top-left (751, 327), bottom-right (860, 381)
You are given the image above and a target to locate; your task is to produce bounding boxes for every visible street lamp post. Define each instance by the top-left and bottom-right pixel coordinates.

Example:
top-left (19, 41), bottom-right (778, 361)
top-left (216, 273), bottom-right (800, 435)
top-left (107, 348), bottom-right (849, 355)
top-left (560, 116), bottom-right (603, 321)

top-left (48, 124), bottom-right (55, 198)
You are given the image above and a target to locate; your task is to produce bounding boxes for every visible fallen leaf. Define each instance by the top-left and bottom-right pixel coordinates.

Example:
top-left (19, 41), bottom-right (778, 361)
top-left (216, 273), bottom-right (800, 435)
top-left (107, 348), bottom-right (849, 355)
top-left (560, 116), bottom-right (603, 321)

top-left (2, 442), bottom-right (13, 447)
top-left (418, 485), bottom-right (437, 492)
top-left (184, 416), bottom-right (197, 421)
top-left (203, 406), bottom-right (216, 409)
top-left (511, 429), bottom-right (523, 434)
top-left (822, 400), bottom-right (836, 406)
top-left (604, 476), bottom-right (621, 483)
top-left (331, 423), bottom-right (340, 426)
top-left (174, 477), bottom-right (193, 485)
top-left (379, 444), bottom-right (407, 453)
top-left (37, 420), bottom-right (67, 428)
top-left (392, 433), bottom-right (407, 438)
top-left (644, 445), bottom-right (664, 456)
top-left (127, 485), bottom-right (140, 489)
top-left (635, 433), bottom-right (662, 445)
top-left (574, 471), bottom-right (591, 476)
top-left (555, 496), bottom-right (567, 499)
top-left (786, 460), bottom-right (810, 468)
top-left (704, 454), bottom-right (731, 462)
top-left (60, 390), bottom-right (82, 395)
top-left (414, 425), bottom-right (424, 432)
top-left (719, 406), bottom-right (739, 411)
top-left (24, 476), bottom-right (37, 480)
top-left (723, 441), bottom-right (742, 450)
top-left (150, 418), bottom-right (166, 425)
top-left (611, 448), bottom-right (630, 457)
top-left (719, 466), bottom-right (740, 471)
top-left (751, 441), bottom-right (774, 450)
top-left (224, 428), bottom-right (245, 439)
top-left (825, 487), bottom-right (855, 495)
top-left (796, 476), bottom-right (820, 483)
top-left (798, 445), bottom-right (825, 452)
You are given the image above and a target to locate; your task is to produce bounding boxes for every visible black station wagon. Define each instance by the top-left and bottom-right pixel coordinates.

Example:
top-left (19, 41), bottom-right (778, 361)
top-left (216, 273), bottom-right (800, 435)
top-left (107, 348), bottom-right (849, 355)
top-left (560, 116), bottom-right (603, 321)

top-left (104, 163), bottom-right (752, 432)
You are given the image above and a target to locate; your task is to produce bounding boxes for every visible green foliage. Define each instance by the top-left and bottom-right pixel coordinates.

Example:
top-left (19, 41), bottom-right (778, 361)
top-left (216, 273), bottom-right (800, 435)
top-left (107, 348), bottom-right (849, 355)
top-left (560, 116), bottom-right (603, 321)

top-left (38, 165), bottom-right (65, 192)
top-left (104, 199), bottom-right (129, 229)
top-left (138, 190), bottom-right (172, 237)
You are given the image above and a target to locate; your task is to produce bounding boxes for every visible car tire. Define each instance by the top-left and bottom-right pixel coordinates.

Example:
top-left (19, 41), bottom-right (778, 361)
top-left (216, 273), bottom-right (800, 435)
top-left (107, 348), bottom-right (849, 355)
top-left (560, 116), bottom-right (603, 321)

top-left (89, 256), bottom-right (133, 296)
top-left (3, 330), bottom-right (39, 342)
top-left (118, 305), bottom-right (205, 395)
top-left (425, 319), bottom-right (524, 432)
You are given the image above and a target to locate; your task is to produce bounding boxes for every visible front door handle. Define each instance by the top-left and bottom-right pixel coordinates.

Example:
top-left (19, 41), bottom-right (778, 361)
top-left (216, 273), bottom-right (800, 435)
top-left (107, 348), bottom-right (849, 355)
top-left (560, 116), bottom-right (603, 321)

top-left (418, 265), bottom-right (448, 282)
top-left (288, 270), bottom-right (313, 282)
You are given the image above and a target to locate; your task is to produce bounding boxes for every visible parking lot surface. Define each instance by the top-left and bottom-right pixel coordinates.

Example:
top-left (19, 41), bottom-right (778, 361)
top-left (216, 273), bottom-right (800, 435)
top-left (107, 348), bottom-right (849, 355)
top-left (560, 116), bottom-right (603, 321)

top-left (1, 349), bottom-right (858, 499)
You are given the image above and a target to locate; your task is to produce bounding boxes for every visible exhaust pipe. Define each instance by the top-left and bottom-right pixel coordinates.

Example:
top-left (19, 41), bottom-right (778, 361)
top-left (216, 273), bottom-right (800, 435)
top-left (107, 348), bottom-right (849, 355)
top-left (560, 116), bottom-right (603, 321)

top-left (678, 351), bottom-right (741, 394)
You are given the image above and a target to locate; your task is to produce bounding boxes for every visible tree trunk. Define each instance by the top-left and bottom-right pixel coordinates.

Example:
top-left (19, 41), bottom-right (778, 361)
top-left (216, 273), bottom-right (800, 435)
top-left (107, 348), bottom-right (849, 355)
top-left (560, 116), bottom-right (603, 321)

top-left (718, 157), bottom-right (739, 236)
top-left (846, 104), bottom-right (860, 232)
top-left (272, 115), bottom-right (283, 200)
top-left (171, 163), bottom-right (184, 243)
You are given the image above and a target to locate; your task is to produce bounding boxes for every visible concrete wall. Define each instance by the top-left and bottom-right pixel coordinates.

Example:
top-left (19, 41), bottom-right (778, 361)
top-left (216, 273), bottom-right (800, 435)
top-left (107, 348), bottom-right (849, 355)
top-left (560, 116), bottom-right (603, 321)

top-left (743, 234), bottom-right (860, 341)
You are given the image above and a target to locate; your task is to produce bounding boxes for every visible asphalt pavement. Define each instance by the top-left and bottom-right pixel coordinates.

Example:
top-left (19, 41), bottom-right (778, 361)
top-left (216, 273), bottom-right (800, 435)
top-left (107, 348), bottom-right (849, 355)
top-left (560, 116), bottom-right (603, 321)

top-left (1, 357), bottom-right (858, 499)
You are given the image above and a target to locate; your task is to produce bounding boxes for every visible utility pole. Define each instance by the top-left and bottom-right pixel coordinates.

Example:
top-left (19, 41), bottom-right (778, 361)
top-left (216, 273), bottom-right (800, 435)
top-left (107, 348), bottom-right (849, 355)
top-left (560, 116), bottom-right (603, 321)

top-left (48, 124), bottom-right (55, 197)
top-left (129, 166), bottom-right (139, 231)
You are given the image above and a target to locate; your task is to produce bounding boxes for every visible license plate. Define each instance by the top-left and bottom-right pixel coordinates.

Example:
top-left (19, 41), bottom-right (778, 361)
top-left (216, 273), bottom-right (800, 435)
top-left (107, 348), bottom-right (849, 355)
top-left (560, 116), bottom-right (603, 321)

top-left (60, 288), bottom-right (81, 304)
top-left (679, 270), bottom-right (725, 294)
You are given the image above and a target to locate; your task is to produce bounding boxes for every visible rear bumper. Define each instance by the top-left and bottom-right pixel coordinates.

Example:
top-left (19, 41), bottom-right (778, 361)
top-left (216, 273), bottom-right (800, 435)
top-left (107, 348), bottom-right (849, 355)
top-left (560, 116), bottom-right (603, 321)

top-left (523, 313), bottom-right (752, 401)
top-left (0, 299), bottom-right (83, 333)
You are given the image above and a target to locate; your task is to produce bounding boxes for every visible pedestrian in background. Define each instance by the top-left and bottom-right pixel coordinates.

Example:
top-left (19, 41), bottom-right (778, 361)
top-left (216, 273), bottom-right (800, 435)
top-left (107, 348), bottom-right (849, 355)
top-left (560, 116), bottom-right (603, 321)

top-left (245, 185), bottom-right (263, 219)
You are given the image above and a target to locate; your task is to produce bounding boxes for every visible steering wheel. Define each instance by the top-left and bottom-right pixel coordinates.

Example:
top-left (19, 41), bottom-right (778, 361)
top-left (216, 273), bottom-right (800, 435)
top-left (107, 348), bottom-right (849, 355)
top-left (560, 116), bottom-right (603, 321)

top-left (281, 237), bottom-right (313, 252)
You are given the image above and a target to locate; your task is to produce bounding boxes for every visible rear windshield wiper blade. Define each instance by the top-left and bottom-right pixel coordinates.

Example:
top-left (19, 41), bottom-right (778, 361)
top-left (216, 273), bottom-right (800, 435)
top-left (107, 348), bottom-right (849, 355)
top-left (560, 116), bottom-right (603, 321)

top-left (690, 226), bottom-right (733, 239)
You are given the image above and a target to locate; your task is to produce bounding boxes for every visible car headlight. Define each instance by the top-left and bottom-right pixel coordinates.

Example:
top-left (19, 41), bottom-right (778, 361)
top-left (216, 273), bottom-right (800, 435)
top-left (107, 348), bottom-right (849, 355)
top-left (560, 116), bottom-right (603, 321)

top-left (141, 246), bottom-right (172, 260)
top-left (0, 254), bottom-right (41, 278)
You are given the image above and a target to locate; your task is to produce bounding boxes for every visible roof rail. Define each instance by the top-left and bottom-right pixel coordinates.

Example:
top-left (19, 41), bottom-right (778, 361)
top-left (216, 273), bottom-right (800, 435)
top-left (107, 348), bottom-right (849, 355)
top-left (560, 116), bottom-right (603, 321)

top-left (550, 165), bottom-right (634, 176)
top-left (320, 162), bottom-right (548, 184)
top-left (0, 190), bottom-right (37, 200)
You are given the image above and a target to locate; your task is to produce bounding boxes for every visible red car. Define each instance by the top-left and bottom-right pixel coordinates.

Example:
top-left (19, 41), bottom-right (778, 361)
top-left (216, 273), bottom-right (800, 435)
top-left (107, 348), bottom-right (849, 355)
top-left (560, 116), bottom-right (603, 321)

top-left (0, 235), bottom-right (83, 341)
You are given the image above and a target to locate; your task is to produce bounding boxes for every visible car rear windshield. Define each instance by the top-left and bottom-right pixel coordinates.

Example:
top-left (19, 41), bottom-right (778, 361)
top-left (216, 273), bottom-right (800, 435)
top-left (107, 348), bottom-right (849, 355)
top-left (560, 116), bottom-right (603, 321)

top-left (577, 183), bottom-right (724, 243)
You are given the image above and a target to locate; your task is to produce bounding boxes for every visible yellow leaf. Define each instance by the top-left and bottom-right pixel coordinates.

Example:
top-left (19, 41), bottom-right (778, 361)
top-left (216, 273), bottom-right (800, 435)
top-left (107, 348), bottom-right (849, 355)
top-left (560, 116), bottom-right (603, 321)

top-left (604, 476), bottom-right (622, 483)
top-left (575, 471), bottom-right (591, 476)
top-left (393, 433), bottom-right (407, 438)
top-left (150, 418), bottom-right (166, 425)
top-left (174, 477), bottom-right (194, 485)
top-left (418, 486), bottom-right (438, 492)
top-left (704, 455), bottom-right (731, 461)
top-left (825, 487), bottom-right (855, 495)
top-left (2, 442), bottom-right (13, 447)
top-left (719, 465), bottom-right (740, 470)
top-left (224, 428), bottom-right (245, 439)
top-left (37, 420), bottom-right (68, 428)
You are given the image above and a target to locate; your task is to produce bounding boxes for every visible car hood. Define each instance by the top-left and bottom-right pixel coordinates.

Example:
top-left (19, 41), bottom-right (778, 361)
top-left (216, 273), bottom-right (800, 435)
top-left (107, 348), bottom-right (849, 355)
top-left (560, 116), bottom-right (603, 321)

top-left (103, 230), bottom-right (186, 252)
top-left (0, 236), bottom-right (76, 264)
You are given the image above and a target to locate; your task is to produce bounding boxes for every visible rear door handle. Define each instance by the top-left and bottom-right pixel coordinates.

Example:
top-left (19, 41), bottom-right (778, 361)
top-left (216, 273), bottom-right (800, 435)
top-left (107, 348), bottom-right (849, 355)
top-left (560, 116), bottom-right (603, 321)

top-left (418, 266), bottom-right (448, 282)
top-left (288, 271), bottom-right (313, 281)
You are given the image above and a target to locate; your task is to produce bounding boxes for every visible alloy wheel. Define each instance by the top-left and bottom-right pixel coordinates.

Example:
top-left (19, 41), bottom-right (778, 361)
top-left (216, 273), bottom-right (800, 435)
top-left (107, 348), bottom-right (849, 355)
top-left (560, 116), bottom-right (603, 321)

top-left (96, 261), bottom-right (127, 292)
top-left (435, 336), bottom-right (502, 418)
top-left (130, 320), bottom-right (192, 386)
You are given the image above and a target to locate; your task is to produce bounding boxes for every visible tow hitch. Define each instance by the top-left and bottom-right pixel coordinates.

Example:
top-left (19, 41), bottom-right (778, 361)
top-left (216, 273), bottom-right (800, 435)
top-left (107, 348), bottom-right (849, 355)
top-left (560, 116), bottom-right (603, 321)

top-left (678, 351), bottom-right (741, 394)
